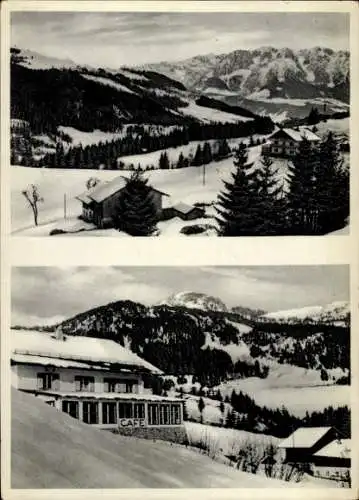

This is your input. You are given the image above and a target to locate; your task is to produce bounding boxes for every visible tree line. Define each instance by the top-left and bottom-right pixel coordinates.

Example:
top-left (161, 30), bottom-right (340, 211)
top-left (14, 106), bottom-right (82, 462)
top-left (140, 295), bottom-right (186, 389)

top-left (18, 117), bottom-right (274, 169)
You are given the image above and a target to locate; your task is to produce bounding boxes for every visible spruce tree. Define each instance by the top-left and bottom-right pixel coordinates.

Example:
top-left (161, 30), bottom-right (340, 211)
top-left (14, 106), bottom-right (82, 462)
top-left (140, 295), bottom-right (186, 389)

top-left (202, 142), bottom-right (213, 164)
top-left (114, 170), bottom-right (158, 236)
top-left (177, 152), bottom-right (185, 169)
top-left (159, 151), bottom-right (170, 169)
top-left (253, 154), bottom-right (285, 235)
top-left (215, 143), bottom-right (259, 236)
top-left (315, 132), bottom-right (349, 234)
top-left (286, 137), bottom-right (319, 234)
top-left (192, 144), bottom-right (203, 166)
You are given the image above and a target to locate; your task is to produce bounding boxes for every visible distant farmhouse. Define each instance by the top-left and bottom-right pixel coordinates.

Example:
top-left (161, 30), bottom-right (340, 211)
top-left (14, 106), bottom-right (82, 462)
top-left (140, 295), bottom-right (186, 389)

top-left (262, 127), bottom-right (321, 158)
top-left (76, 176), bottom-right (169, 228)
top-left (11, 328), bottom-right (186, 442)
top-left (278, 426), bottom-right (350, 481)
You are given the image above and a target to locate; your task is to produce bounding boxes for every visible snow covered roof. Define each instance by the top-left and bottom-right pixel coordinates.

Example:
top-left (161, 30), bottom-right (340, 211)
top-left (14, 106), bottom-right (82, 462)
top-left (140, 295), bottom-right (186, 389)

top-left (271, 128), bottom-right (321, 142)
top-left (88, 177), bottom-right (128, 203)
top-left (278, 427), bottom-right (332, 449)
top-left (11, 330), bottom-right (162, 375)
top-left (173, 202), bottom-right (200, 215)
top-left (37, 390), bottom-right (183, 403)
top-left (314, 439), bottom-right (351, 459)
top-left (76, 191), bottom-right (94, 204)
top-left (12, 353), bottom-right (105, 370)
top-left (78, 176), bottom-right (169, 204)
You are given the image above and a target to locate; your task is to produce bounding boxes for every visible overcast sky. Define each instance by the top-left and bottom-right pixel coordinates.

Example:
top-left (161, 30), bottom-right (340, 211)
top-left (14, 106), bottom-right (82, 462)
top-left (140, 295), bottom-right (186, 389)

top-left (11, 12), bottom-right (349, 68)
top-left (11, 266), bottom-right (349, 326)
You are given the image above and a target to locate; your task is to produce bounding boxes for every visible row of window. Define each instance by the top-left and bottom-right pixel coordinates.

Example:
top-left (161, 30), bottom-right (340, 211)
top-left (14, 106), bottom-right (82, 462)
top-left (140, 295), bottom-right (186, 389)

top-left (270, 147), bottom-right (297, 155)
top-left (62, 400), bottom-right (182, 425)
top-left (272, 139), bottom-right (295, 146)
top-left (37, 373), bottom-right (138, 393)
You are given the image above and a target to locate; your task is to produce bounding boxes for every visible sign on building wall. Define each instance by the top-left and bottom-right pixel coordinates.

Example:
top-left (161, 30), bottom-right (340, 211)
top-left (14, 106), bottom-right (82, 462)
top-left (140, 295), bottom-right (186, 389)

top-left (118, 418), bottom-right (146, 428)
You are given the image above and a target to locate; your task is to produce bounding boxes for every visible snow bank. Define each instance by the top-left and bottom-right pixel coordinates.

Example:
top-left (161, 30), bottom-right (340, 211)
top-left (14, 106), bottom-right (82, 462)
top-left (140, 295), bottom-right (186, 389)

top-left (12, 388), bottom-right (289, 488)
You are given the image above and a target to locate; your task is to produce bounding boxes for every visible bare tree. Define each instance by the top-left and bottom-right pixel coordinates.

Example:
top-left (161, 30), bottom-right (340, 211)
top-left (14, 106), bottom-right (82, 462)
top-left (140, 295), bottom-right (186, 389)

top-left (22, 184), bottom-right (44, 226)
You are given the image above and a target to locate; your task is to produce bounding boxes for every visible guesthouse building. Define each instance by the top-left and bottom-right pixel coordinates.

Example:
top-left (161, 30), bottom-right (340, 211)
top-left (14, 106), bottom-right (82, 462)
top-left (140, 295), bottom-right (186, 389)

top-left (11, 328), bottom-right (186, 442)
top-left (76, 176), bottom-right (169, 228)
top-left (262, 127), bottom-right (321, 158)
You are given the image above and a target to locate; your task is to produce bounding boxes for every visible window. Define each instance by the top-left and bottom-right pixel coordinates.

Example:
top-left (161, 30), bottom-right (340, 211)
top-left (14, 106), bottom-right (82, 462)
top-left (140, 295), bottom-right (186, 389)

top-left (159, 404), bottom-right (171, 425)
top-left (133, 403), bottom-right (145, 419)
top-left (83, 401), bottom-right (99, 424)
top-left (62, 400), bottom-right (79, 419)
top-left (125, 380), bottom-right (138, 393)
top-left (118, 402), bottom-right (133, 418)
top-left (149, 403), bottom-right (181, 425)
top-left (171, 404), bottom-right (181, 425)
top-left (102, 402), bottom-right (117, 424)
top-left (75, 376), bottom-right (94, 392)
top-left (37, 373), bottom-right (59, 390)
top-left (104, 378), bottom-right (119, 393)
top-left (148, 403), bottom-right (159, 425)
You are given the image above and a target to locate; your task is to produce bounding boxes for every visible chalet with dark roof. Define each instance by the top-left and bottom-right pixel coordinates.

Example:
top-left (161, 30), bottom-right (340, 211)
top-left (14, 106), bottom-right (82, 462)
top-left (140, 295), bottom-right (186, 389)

top-left (262, 127), bottom-right (321, 158)
top-left (76, 176), bottom-right (169, 228)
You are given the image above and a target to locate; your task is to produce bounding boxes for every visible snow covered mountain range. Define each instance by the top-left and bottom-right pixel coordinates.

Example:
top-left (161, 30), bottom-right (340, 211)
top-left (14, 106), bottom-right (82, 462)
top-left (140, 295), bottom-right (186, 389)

top-left (11, 46), bottom-right (264, 134)
top-left (262, 301), bottom-right (350, 325)
top-left (160, 291), bottom-right (349, 325)
top-left (144, 47), bottom-right (349, 103)
top-left (161, 291), bottom-right (228, 312)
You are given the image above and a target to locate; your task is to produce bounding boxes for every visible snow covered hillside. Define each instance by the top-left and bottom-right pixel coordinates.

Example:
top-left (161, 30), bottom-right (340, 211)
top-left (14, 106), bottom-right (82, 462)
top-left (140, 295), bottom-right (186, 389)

top-left (262, 301), bottom-right (350, 325)
top-left (216, 377), bottom-right (350, 418)
top-left (12, 388), bottom-right (289, 488)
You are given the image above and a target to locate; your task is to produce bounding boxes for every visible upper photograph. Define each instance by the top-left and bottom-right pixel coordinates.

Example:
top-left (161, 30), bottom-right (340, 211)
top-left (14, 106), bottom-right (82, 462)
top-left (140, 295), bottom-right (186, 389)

top-left (10, 11), bottom-right (350, 237)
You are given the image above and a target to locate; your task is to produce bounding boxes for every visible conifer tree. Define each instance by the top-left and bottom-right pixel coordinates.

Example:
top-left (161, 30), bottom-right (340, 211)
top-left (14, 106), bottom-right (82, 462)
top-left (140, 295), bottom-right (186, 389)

top-left (315, 132), bottom-right (349, 234)
top-left (215, 143), bottom-right (259, 236)
top-left (177, 152), bottom-right (185, 169)
top-left (114, 170), bottom-right (158, 236)
top-left (253, 154), bottom-right (285, 235)
top-left (159, 151), bottom-right (170, 169)
top-left (192, 144), bottom-right (203, 166)
top-left (198, 397), bottom-right (205, 424)
top-left (286, 137), bottom-right (319, 234)
top-left (202, 142), bottom-right (213, 164)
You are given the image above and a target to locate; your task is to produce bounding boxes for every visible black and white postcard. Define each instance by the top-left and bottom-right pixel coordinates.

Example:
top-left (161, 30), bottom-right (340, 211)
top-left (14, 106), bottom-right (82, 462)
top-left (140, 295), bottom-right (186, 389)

top-left (9, 9), bottom-right (351, 237)
top-left (1, 1), bottom-right (358, 500)
top-left (10, 266), bottom-right (351, 488)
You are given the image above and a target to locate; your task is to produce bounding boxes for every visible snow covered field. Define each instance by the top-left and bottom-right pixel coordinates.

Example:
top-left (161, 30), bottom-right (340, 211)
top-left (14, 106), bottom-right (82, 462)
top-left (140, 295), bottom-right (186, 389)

top-left (11, 159), bottom-right (231, 236)
top-left (10, 141), bottom-right (287, 237)
top-left (217, 378), bottom-right (350, 417)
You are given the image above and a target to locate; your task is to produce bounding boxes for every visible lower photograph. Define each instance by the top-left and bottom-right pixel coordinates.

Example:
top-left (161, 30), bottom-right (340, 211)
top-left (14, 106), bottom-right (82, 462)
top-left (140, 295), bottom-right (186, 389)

top-left (10, 265), bottom-right (351, 489)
